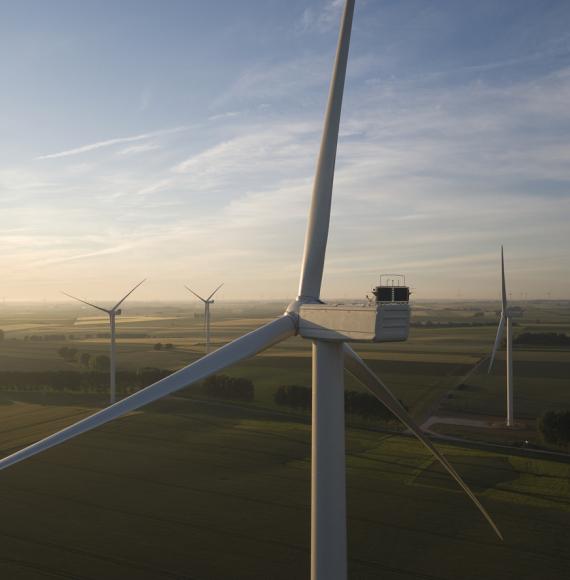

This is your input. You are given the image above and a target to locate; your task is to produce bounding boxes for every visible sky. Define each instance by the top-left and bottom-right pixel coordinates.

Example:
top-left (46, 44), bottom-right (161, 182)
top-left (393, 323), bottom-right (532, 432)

top-left (1, 0), bottom-right (569, 303)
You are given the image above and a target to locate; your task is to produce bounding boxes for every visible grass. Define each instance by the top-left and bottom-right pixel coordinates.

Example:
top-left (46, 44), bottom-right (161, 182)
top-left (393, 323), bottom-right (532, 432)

top-left (0, 395), bottom-right (569, 578)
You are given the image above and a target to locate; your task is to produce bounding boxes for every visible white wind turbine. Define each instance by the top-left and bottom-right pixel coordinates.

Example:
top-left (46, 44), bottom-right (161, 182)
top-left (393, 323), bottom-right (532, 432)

top-left (488, 246), bottom-right (514, 427)
top-left (0, 3), bottom-right (501, 578)
top-left (62, 279), bottom-right (146, 404)
top-left (185, 283), bottom-right (223, 353)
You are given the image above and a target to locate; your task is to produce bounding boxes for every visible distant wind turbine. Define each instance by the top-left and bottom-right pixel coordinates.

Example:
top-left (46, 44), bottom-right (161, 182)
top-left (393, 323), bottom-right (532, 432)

top-left (62, 280), bottom-right (146, 404)
top-left (0, 3), bottom-right (501, 578)
top-left (488, 246), bottom-right (514, 427)
top-left (185, 283), bottom-right (223, 353)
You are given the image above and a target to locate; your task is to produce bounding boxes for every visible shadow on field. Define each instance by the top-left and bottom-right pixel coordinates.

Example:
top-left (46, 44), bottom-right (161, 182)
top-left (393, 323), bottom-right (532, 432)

top-left (413, 456), bottom-right (518, 492)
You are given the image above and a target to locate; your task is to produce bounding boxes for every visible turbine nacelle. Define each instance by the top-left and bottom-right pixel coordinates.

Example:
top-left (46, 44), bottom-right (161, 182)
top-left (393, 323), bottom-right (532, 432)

top-left (299, 302), bottom-right (410, 342)
top-left (298, 279), bottom-right (411, 342)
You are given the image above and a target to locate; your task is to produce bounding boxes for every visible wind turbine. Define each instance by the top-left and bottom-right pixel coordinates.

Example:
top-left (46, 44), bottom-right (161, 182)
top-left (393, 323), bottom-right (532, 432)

top-left (185, 283), bottom-right (223, 353)
top-left (62, 279), bottom-right (146, 405)
top-left (488, 246), bottom-right (514, 427)
top-left (0, 3), bottom-right (501, 578)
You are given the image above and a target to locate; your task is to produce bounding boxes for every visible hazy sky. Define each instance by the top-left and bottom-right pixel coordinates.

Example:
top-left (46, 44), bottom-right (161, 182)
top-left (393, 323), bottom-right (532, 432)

top-left (1, 0), bottom-right (569, 303)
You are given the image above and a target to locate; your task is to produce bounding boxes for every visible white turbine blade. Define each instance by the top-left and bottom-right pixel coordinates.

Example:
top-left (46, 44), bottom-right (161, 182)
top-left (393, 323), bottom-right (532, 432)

top-left (297, 0), bottom-right (355, 301)
top-left (112, 279), bottom-right (146, 311)
top-left (185, 285), bottom-right (207, 303)
top-left (207, 282), bottom-right (224, 302)
top-left (488, 314), bottom-right (505, 373)
top-left (0, 315), bottom-right (295, 472)
top-left (61, 291), bottom-right (109, 314)
top-left (501, 245), bottom-right (507, 313)
top-left (344, 345), bottom-right (503, 541)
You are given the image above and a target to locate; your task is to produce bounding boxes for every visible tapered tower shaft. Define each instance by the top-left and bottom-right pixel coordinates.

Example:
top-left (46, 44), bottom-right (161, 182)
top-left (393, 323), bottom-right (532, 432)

top-left (205, 302), bottom-right (211, 353)
top-left (109, 311), bottom-right (117, 405)
top-left (506, 316), bottom-right (513, 427)
top-left (311, 340), bottom-right (346, 580)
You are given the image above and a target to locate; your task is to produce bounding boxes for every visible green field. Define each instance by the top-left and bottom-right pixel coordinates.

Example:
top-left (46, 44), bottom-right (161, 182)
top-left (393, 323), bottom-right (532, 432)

top-left (0, 301), bottom-right (569, 577)
top-left (1, 299), bottom-right (569, 441)
top-left (0, 395), bottom-right (568, 579)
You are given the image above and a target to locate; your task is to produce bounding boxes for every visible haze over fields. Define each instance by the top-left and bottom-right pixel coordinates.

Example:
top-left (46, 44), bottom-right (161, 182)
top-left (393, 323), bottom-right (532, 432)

top-left (1, 0), bottom-right (569, 301)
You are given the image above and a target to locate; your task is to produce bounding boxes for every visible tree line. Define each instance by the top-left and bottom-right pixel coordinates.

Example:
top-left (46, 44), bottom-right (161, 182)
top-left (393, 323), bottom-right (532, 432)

top-left (411, 321), bottom-right (506, 329)
top-left (274, 384), bottom-right (406, 421)
top-left (0, 368), bottom-right (171, 395)
top-left (58, 347), bottom-right (111, 371)
top-left (200, 374), bottom-right (254, 402)
top-left (514, 332), bottom-right (570, 346)
top-left (23, 332), bottom-right (150, 341)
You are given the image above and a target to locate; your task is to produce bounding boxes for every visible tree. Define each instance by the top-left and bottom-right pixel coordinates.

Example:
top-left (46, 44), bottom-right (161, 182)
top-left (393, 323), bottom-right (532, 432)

top-left (80, 352), bottom-right (91, 368)
top-left (153, 343), bottom-right (163, 351)
top-left (165, 343), bottom-right (174, 350)
top-left (57, 346), bottom-right (78, 362)
top-left (538, 410), bottom-right (570, 447)
top-left (0, 329), bottom-right (4, 341)
top-left (203, 374), bottom-right (255, 402)
top-left (92, 355), bottom-right (110, 372)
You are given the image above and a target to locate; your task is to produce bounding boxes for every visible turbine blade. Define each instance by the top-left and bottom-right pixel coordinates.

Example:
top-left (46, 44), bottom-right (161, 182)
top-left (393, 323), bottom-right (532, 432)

top-left (61, 291), bottom-right (109, 314)
top-left (185, 285), bottom-right (207, 303)
top-left (297, 0), bottom-right (355, 301)
top-left (344, 345), bottom-right (503, 541)
top-left (207, 283), bottom-right (224, 302)
top-left (112, 279), bottom-right (146, 311)
top-left (488, 315), bottom-right (505, 373)
top-left (501, 245), bottom-right (507, 312)
top-left (0, 315), bottom-right (295, 472)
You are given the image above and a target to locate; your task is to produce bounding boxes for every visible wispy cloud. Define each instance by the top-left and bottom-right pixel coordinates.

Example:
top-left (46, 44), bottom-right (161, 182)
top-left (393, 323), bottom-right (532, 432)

top-left (299, 0), bottom-right (344, 33)
top-left (172, 122), bottom-right (320, 193)
top-left (211, 55), bottom-right (331, 109)
top-left (116, 142), bottom-right (161, 156)
top-left (2, 1), bottom-right (570, 300)
top-left (208, 111), bottom-right (241, 122)
top-left (35, 126), bottom-right (190, 160)
top-left (29, 243), bottom-right (136, 267)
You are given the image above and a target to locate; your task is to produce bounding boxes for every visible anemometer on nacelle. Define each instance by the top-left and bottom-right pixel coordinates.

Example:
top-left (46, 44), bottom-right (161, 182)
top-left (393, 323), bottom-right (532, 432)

top-left (298, 274), bottom-right (411, 343)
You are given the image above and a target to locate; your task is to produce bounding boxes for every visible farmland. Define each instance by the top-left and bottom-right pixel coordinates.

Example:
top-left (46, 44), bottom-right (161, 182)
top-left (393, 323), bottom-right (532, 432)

top-left (0, 300), bottom-right (569, 578)
top-left (0, 395), bottom-right (569, 579)
top-left (0, 299), bottom-right (568, 432)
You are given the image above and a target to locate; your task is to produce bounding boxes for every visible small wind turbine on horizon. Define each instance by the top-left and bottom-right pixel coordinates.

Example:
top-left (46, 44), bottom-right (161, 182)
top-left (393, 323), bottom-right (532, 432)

top-left (488, 246), bottom-right (515, 427)
top-left (62, 279), bottom-right (146, 404)
top-left (0, 3), bottom-right (501, 578)
top-left (185, 283), bottom-right (223, 353)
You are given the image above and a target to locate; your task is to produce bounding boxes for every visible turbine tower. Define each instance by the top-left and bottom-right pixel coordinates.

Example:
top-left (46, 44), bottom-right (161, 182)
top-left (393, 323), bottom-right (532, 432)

top-left (185, 283), bottom-right (223, 353)
top-left (63, 279), bottom-right (145, 404)
top-left (0, 3), bottom-right (502, 578)
top-left (488, 246), bottom-right (514, 427)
